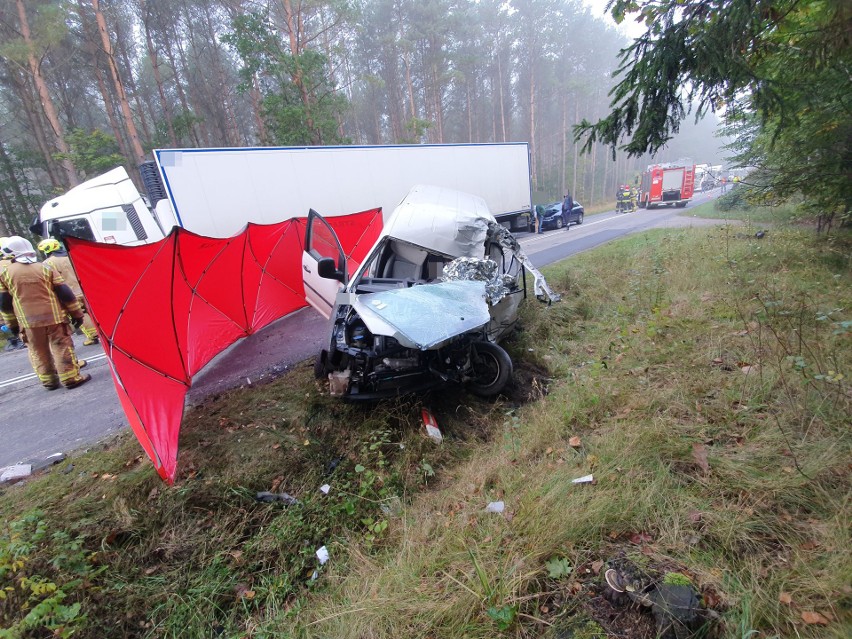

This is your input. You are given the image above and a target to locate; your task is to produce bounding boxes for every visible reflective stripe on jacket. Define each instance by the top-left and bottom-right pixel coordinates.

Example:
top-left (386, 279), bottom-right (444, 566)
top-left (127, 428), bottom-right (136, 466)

top-left (45, 254), bottom-right (82, 297)
top-left (0, 261), bottom-right (82, 328)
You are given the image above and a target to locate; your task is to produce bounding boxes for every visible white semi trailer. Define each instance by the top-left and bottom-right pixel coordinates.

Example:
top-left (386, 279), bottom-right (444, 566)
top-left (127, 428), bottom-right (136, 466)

top-left (36, 143), bottom-right (534, 244)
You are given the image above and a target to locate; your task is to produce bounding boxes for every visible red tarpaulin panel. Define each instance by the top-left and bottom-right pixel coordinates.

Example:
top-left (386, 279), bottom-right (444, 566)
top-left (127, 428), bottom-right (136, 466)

top-left (67, 209), bottom-right (383, 483)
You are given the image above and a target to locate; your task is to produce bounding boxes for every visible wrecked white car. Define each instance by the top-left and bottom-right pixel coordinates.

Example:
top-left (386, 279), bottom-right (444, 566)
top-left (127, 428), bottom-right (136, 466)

top-left (303, 185), bottom-right (559, 400)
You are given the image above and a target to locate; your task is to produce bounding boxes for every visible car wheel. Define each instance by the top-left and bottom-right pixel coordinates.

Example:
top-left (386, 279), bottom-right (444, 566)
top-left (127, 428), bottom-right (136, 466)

top-left (577, 211), bottom-right (584, 224)
top-left (468, 341), bottom-right (513, 397)
top-left (555, 217), bottom-right (563, 229)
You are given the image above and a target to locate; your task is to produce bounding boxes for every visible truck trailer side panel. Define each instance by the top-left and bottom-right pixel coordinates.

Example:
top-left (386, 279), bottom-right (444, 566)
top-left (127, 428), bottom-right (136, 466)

top-left (154, 144), bottom-right (533, 238)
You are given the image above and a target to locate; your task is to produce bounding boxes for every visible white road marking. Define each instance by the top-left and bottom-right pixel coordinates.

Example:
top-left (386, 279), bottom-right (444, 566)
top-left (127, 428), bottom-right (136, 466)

top-left (0, 353), bottom-right (108, 389)
top-left (518, 212), bottom-right (631, 247)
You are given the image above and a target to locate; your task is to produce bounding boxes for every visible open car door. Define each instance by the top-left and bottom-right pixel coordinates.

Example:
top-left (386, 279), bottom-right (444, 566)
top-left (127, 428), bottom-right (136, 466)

top-left (302, 209), bottom-right (347, 319)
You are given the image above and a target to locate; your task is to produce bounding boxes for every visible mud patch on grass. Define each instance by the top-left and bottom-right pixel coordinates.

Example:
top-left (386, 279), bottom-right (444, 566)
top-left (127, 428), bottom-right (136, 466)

top-left (504, 359), bottom-right (552, 404)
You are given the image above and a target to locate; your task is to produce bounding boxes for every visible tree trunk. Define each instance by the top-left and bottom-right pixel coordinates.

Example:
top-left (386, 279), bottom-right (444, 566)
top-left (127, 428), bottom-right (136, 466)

top-left (75, 0), bottom-right (130, 161)
top-left (16, 0), bottom-right (78, 186)
top-left (497, 49), bottom-right (507, 142)
top-left (116, 36), bottom-right (153, 147)
top-left (142, 5), bottom-right (177, 147)
top-left (91, 0), bottom-right (145, 164)
top-left (0, 141), bottom-right (33, 220)
top-left (282, 0), bottom-right (318, 143)
top-left (561, 94), bottom-right (567, 192)
top-left (528, 65), bottom-right (537, 190)
top-left (250, 77), bottom-right (268, 145)
top-left (466, 80), bottom-right (473, 143)
top-left (402, 49), bottom-right (416, 122)
top-left (5, 64), bottom-right (62, 188)
top-left (572, 99), bottom-right (579, 198)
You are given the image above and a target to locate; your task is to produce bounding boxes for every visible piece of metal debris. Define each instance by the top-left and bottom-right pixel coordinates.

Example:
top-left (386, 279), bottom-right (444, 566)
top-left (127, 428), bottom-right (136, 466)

top-left (255, 491), bottom-right (299, 505)
top-left (571, 474), bottom-right (594, 484)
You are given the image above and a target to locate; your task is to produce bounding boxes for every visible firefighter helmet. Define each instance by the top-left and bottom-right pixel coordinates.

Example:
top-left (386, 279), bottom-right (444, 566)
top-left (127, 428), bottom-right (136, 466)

top-left (37, 238), bottom-right (62, 255)
top-left (3, 236), bottom-right (38, 263)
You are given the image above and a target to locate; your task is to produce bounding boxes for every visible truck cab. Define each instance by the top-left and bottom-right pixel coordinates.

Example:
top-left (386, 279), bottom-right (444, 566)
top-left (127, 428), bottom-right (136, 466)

top-left (37, 167), bottom-right (168, 245)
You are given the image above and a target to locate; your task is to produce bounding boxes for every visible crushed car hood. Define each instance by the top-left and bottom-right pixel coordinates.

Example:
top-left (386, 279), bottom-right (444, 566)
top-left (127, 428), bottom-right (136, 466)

top-left (352, 280), bottom-right (491, 350)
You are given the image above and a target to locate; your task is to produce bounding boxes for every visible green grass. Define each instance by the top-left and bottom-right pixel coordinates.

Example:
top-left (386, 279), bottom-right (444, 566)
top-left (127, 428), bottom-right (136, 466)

top-left (2, 225), bottom-right (850, 639)
top-left (688, 199), bottom-right (804, 226)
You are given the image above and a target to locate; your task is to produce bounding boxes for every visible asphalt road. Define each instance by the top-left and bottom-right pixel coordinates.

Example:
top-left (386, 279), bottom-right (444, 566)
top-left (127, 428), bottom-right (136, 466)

top-left (0, 189), bottom-right (721, 468)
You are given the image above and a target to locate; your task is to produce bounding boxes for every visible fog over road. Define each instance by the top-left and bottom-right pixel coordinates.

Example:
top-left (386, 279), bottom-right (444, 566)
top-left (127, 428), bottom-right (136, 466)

top-left (0, 190), bottom-right (722, 468)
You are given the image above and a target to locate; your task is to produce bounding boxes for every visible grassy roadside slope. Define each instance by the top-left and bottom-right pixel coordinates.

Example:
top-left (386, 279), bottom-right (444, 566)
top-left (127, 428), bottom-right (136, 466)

top-left (2, 222), bottom-right (849, 638)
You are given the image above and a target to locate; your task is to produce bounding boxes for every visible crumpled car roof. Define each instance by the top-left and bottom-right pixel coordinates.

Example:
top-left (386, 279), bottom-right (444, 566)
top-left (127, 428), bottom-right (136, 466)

top-left (381, 185), bottom-right (495, 259)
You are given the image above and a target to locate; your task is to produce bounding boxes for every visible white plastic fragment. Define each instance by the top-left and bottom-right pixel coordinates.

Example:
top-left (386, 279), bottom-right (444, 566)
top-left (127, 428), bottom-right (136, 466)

top-left (0, 464), bottom-right (32, 482)
top-left (571, 474), bottom-right (594, 484)
top-left (316, 545), bottom-right (329, 565)
top-left (485, 501), bottom-right (505, 513)
top-left (319, 484), bottom-right (331, 495)
top-left (425, 425), bottom-right (442, 444)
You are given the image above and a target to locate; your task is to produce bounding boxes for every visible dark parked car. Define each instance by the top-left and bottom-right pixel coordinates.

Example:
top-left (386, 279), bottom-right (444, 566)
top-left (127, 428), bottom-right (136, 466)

top-left (539, 200), bottom-right (584, 230)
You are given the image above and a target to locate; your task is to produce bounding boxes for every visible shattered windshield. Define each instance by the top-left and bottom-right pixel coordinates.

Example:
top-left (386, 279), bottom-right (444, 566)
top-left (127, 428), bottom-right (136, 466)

top-left (353, 280), bottom-right (491, 350)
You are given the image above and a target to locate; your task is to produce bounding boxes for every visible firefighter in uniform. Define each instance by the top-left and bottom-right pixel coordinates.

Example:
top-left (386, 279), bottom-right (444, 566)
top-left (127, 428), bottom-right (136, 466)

top-left (37, 238), bottom-right (99, 346)
top-left (0, 237), bottom-right (26, 351)
top-left (0, 236), bottom-right (90, 390)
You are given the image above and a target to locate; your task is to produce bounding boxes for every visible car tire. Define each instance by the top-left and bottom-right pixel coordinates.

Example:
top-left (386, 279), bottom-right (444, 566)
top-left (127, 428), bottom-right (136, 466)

top-left (555, 217), bottom-right (563, 229)
top-left (577, 212), bottom-right (584, 224)
top-left (468, 341), bottom-right (513, 397)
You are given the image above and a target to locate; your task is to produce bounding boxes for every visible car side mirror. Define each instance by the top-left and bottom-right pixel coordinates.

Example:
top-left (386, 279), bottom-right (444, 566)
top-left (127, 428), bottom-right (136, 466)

top-left (317, 256), bottom-right (344, 282)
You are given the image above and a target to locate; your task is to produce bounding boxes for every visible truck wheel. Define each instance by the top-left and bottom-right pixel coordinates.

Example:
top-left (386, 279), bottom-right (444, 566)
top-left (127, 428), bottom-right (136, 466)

top-left (468, 341), bottom-right (513, 397)
top-left (676, 202), bottom-right (687, 208)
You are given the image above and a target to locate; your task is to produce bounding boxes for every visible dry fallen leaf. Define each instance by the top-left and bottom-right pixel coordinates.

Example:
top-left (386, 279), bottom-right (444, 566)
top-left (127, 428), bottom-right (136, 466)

top-left (703, 590), bottom-right (721, 608)
top-left (235, 584), bottom-right (255, 600)
top-left (800, 611), bottom-right (829, 625)
top-left (689, 510), bottom-right (703, 523)
top-left (779, 592), bottom-right (793, 605)
top-left (629, 532), bottom-right (654, 545)
top-left (692, 443), bottom-right (711, 474)
top-left (568, 436), bottom-right (582, 448)
top-left (590, 560), bottom-right (604, 574)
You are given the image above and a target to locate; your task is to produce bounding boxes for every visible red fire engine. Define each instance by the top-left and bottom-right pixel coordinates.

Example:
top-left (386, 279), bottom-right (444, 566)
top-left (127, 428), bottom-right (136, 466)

top-left (639, 161), bottom-right (696, 208)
